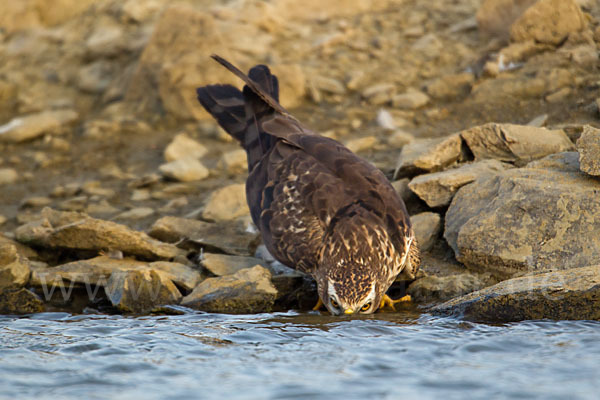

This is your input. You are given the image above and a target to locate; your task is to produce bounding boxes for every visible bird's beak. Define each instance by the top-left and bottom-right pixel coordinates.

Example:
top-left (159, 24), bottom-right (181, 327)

top-left (344, 309), bottom-right (354, 315)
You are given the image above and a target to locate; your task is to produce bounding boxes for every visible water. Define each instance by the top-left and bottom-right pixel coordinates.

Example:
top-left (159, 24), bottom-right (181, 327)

top-left (1, 310), bottom-right (599, 400)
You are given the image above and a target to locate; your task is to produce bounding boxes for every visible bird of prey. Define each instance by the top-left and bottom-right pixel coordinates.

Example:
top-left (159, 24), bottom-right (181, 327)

top-left (197, 55), bottom-right (419, 315)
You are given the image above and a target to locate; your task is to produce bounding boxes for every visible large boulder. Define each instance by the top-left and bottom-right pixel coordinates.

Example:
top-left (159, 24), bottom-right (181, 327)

top-left (181, 265), bottom-right (277, 313)
top-left (432, 265), bottom-right (600, 322)
top-left (445, 152), bottom-right (600, 279)
top-left (15, 208), bottom-right (185, 260)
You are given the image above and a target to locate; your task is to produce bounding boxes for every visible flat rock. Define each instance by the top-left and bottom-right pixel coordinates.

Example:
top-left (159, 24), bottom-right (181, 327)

top-left (408, 272), bottom-right (487, 304)
top-left (0, 243), bottom-right (31, 290)
top-left (149, 216), bottom-right (260, 256)
top-left (115, 207), bottom-right (155, 220)
top-left (105, 269), bottom-right (182, 314)
top-left (0, 288), bottom-right (44, 314)
top-left (201, 183), bottom-right (250, 221)
top-left (576, 125), bottom-right (600, 176)
top-left (460, 123), bottom-right (574, 165)
top-left (181, 265), bottom-right (277, 313)
top-left (15, 207), bottom-right (185, 260)
top-left (0, 109), bottom-right (79, 142)
top-left (391, 178), bottom-right (412, 202)
top-left (476, 0), bottom-right (537, 38)
top-left (431, 266), bottom-right (600, 322)
top-left (510, 0), bottom-right (586, 45)
top-left (0, 168), bottom-right (18, 185)
top-left (164, 133), bottom-right (208, 162)
top-left (392, 90), bottom-right (429, 110)
top-left (408, 160), bottom-right (511, 208)
top-left (394, 134), bottom-right (466, 178)
top-left (445, 152), bottom-right (600, 279)
top-left (159, 158), bottom-right (209, 182)
top-left (410, 212), bottom-right (441, 252)
top-left (200, 253), bottom-right (268, 276)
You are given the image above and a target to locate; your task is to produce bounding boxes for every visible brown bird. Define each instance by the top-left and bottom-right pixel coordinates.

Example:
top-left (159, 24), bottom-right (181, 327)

top-left (197, 55), bottom-right (419, 315)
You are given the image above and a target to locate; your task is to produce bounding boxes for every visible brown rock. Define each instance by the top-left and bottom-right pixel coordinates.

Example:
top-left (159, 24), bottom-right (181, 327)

top-left (15, 208), bottom-right (185, 260)
top-left (181, 265), bottom-right (277, 313)
top-left (0, 244), bottom-right (31, 290)
top-left (0, 110), bottom-right (79, 143)
top-left (576, 125), bottom-right (600, 176)
top-left (432, 266), bottom-right (600, 322)
top-left (476, 0), bottom-right (537, 38)
top-left (164, 133), bottom-right (208, 162)
top-left (408, 272), bottom-right (487, 304)
top-left (200, 253), bottom-right (268, 276)
top-left (425, 73), bottom-right (474, 100)
top-left (394, 134), bottom-right (466, 178)
top-left (0, 168), bottom-right (18, 185)
top-left (202, 184), bottom-right (250, 221)
top-left (510, 0), bottom-right (586, 45)
top-left (460, 123), bottom-right (574, 165)
top-left (0, 288), bottom-right (44, 314)
top-left (159, 158), bottom-right (210, 182)
top-left (408, 160), bottom-right (511, 208)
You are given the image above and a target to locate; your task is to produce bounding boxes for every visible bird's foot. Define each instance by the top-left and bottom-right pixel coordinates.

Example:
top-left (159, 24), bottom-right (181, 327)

top-left (312, 298), bottom-right (324, 311)
top-left (379, 294), bottom-right (411, 311)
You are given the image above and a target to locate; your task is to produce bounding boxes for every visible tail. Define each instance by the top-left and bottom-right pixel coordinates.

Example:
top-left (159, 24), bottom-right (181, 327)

top-left (196, 55), bottom-right (286, 171)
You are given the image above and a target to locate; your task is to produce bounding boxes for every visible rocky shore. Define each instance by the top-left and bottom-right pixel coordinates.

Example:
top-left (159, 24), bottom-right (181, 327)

top-left (1, 0), bottom-right (599, 322)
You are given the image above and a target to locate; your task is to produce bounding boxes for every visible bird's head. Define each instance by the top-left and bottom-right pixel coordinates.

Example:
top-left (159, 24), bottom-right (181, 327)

top-left (315, 258), bottom-right (384, 315)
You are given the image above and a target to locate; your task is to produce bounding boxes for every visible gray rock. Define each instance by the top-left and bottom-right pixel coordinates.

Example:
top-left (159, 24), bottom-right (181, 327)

top-left (0, 243), bottom-right (31, 290)
top-left (0, 110), bottom-right (79, 142)
top-left (444, 152), bottom-right (600, 279)
top-left (77, 60), bottom-right (114, 93)
top-left (0, 288), bottom-right (44, 314)
top-left (181, 265), bottom-right (277, 313)
top-left (391, 178), bottom-right (412, 203)
top-left (410, 212), bottom-right (441, 252)
top-left (394, 134), bottom-right (466, 178)
top-left (431, 265), bottom-right (600, 322)
top-left (201, 184), bottom-right (250, 221)
top-left (105, 269), bottom-right (182, 314)
top-left (0, 168), bottom-right (18, 185)
top-left (408, 160), bottom-right (511, 208)
top-left (164, 133), bottom-right (208, 162)
top-left (149, 216), bottom-right (260, 256)
top-left (576, 125), bottom-right (600, 176)
top-left (15, 207), bottom-right (185, 260)
top-left (408, 272), bottom-right (487, 303)
top-left (460, 123), bottom-right (574, 165)
top-left (159, 158), bottom-right (209, 182)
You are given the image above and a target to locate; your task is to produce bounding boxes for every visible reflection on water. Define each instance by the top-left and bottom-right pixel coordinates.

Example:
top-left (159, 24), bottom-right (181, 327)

top-left (1, 310), bottom-right (599, 399)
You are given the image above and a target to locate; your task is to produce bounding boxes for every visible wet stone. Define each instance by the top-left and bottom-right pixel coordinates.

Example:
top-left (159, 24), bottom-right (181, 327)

top-left (0, 288), bottom-right (44, 314)
top-left (408, 272), bottom-right (487, 304)
top-left (181, 265), bottom-right (277, 313)
top-left (0, 243), bottom-right (31, 290)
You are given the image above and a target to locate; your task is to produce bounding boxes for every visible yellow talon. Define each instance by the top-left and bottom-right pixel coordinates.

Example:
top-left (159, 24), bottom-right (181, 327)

top-left (312, 297), bottom-right (324, 311)
top-left (379, 294), bottom-right (412, 311)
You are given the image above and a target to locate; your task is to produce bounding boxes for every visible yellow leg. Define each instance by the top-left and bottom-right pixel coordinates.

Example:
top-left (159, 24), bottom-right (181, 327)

top-left (379, 294), bottom-right (412, 311)
top-left (312, 297), bottom-right (324, 311)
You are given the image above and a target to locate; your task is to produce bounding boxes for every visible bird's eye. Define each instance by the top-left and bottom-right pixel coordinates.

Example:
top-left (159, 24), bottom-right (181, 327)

top-left (361, 302), bottom-right (371, 312)
top-left (330, 298), bottom-right (339, 309)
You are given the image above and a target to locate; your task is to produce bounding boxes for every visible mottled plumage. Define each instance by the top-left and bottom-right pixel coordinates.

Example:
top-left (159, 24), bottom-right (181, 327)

top-left (197, 55), bottom-right (419, 315)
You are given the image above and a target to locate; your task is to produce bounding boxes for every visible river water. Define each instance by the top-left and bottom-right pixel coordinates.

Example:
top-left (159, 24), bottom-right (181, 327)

top-left (1, 310), bottom-right (599, 399)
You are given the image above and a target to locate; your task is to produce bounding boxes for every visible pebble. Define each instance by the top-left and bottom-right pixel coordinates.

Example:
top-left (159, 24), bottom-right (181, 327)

top-left (0, 110), bottom-right (79, 143)
top-left (159, 158), bottom-right (209, 182)
top-left (376, 109), bottom-right (397, 131)
top-left (131, 189), bottom-right (151, 201)
top-left (218, 149), bottom-right (247, 173)
top-left (387, 130), bottom-right (415, 148)
top-left (0, 168), bottom-right (18, 185)
top-left (115, 207), bottom-right (155, 220)
top-left (344, 136), bottom-right (378, 153)
top-left (164, 133), bottom-right (208, 162)
top-left (202, 183), bottom-right (249, 221)
top-left (20, 196), bottom-right (52, 208)
top-left (392, 90), bottom-right (430, 109)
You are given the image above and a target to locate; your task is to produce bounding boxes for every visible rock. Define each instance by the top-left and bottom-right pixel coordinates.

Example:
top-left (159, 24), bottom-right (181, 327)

top-left (83, 118), bottom-right (152, 138)
top-left (202, 183), bottom-right (249, 221)
top-left (392, 90), bottom-right (430, 110)
top-left (159, 158), bottom-right (209, 182)
top-left (0, 215), bottom-right (6, 226)
top-left (77, 60), bottom-right (114, 94)
top-left (85, 23), bottom-right (126, 58)
top-left (361, 83), bottom-right (395, 105)
top-left (408, 160), bottom-right (511, 208)
top-left (391, 178), bottom-right (413, 203)
top-left (408, 272), bottom-right (487, 304)
top-left (444, 152), bottom-right (600, 279)
top-left (576, 125), bottom-right (600, 176)
top-left (21, 196), bottom-right (52, 208)
top-left (460, 123), bottom-right (574, 165)
top-left (0, 288), bottom-right (44, 314)
top-left (394, 134), bottom-right (466, 178)
top-left (310, 75), bottom-right (347, 95)
top-left (122, 0), bottom-right (164, 22)
top-left (164, 133), bottom-right (208, 162)
top-left (0, 243), bottom-right (31, 290)
top-left (200, 253), bottom-right (268, 276)
top-left (15, 207), bottom-right (185, 260)
top-left (115, 207), bottom-right (155, 220)
top-left (150, 216), bottom-right (260, 256)
top-left (510, 0), bottom-right (586, 45)
top-left (425, 73), bottom-right (474, 100)
top-left (476, 0), bottom-right (537, 38)
top-left (410, 212), bottom-right (442, 252)
top-left (0, 109), bottom-right (79, 142)
top-left (105, 269), bottom-right (182, 314)
top-left (545, 87), bottom-right (571, 103)
top-left (387, 130), bottom-right (415, 148)
top-left (344, 136), bottom-right (378, 153)
top-left (218, 149), bottom-right (247, 174)
top-left (148, 261), bottom-right (202, 292)
top-left (376, 109), bottom-right (397, 131)
top-left (432, 266), bottom-right (600, 322)
top-left (181, 266), bottom-right (277, 313)
top-left (0, 168), bottom-right (18, 185)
